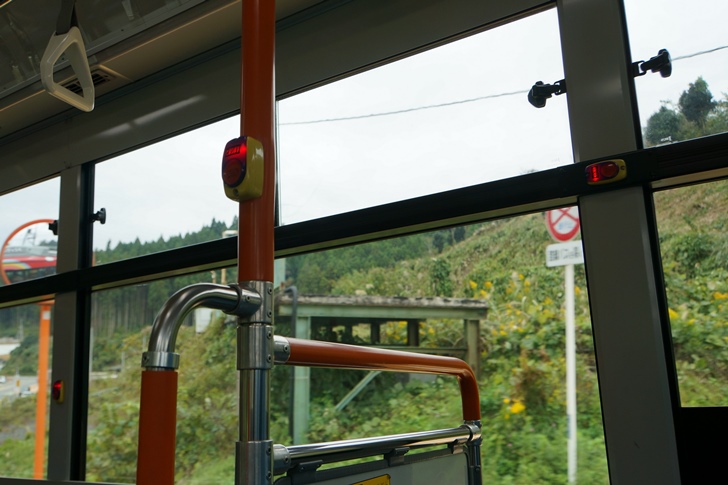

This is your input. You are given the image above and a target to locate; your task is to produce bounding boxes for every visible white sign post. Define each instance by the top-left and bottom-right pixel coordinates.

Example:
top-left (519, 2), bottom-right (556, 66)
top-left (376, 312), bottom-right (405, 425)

top-left (545, 209), bottom-right (582, 484)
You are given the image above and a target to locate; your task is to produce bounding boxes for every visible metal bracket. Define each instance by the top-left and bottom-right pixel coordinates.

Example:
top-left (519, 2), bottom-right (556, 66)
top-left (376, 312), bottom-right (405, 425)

top-left (384, 447), bottom-right (409, 466)
top-left (236, 440), bottom-right (274, 484)
top-left (632, 49), bottom-right (672, 78)
top-left (528, 79), bottom-right (567, 108)
top-left (91, 208), bottom-right (106, 224)
top-left (273, 444), bottom-right (292, 475)
top-left (239, 281), bottom-right (273, 324)
top-left (141, 351), bottom-right (180, 370)
top-left (273, 335), bottom-right (291, 363)
top-left (56, 0), bottom-right (78, 35)
top-left (238, 325), bottom-right (274, 370)
top-left (287, 460), bottom-right (323, 485)
top-left (229, 283), bottom-right (263, 316)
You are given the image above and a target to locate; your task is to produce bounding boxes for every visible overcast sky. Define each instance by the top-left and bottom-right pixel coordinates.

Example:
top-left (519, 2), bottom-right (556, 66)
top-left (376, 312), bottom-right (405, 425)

top-left (1, 0), bottom-right (726, 254)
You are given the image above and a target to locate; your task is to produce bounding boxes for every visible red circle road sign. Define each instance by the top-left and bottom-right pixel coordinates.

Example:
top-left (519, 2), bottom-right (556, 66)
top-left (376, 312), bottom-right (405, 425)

top-left (545, 207), bottom-right (580, 242)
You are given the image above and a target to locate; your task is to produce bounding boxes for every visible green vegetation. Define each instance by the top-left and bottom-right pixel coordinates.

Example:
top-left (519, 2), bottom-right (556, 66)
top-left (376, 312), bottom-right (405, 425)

top-left (644, 77), bottom-right (728, 146)
top-left (1, 79), bottom-right (727, 483)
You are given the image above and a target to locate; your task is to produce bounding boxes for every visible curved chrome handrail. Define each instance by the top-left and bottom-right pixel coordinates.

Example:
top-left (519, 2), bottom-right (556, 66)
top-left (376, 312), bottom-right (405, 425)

top-left (142, 283), bottom-right (261, 369)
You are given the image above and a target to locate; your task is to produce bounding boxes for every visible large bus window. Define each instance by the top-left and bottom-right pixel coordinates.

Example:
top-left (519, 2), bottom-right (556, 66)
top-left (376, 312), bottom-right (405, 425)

top-left (624, 0), bottom-right (728, 146)
top-left (86, 269), bottom-right (241, 484)
top-left (654, 179), bottom-right (728, 406)
top-left (277, 9), bottom-right (571, 224)
top-left (0, 179), bottom-right (59, 286)
top-left (86, 211), bottom-right (607, 483)
top-left (93, 116), bottom-right (240, 265)
top-left (0, 302), bottom-right (54, 479)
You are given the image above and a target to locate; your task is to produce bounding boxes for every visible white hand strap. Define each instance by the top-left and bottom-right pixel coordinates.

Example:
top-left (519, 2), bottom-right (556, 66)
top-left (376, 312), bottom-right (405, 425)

top-left (40, 26), bottom-right (95, 112)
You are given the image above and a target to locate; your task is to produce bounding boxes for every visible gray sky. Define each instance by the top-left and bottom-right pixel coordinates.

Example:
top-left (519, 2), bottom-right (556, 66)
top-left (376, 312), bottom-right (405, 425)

top-left (1, 0), bottom-right (726, 253)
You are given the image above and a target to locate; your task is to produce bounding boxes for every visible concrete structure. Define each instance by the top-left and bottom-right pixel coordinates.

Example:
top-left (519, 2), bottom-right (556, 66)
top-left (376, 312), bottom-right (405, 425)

top-left (275, 293), bottom-right (488, 444)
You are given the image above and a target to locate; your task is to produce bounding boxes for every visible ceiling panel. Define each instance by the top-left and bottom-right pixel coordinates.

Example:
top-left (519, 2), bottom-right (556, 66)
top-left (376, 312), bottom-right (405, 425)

top-left (0, 0), bottom-right (325, 138)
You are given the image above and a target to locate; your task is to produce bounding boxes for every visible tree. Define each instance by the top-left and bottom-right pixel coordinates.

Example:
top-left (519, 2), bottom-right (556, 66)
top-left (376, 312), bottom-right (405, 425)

top-left (645, 105), bottom-right (683, 146)
top-left (429, 258), bottom-right (453, 296)
top-left (678, 76), bottom-right (715, 128)
top-left (644, 77), bottom-right (728, 146)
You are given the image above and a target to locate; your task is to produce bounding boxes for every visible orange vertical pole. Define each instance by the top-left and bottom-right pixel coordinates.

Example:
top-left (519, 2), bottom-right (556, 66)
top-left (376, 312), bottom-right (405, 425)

top-left (136, 370), bottom-right (179, 485)
top-left (239, 0), bottom-right (275, 282)
top-left (33, 302), bottom-right (52, 479)
top-left (236, 3), bottom-right (276, 483)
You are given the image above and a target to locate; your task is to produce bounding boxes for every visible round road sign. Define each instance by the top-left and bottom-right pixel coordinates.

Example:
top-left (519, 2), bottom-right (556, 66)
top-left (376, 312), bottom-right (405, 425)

top-left (545, 207), bottom-right (580, 242)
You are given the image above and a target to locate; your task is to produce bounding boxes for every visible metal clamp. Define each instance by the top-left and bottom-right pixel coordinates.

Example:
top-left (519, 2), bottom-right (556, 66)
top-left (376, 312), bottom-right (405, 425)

top-left (239, 281), bottom-right (273, 324)
top-left (228, 283), bottom-right (263, 316)
top-left (238, 325), bottom-right (274, 370)
top-left (273, 336), bottom-right (291, 363)
top-left (141, 351), bottom-right (180, 370)
top-left (273, 444), bottom-right (291, 475)
top-left (236, 440), bottom-right (274, 484)
top-left (463, 420), bottom-right (482, 442)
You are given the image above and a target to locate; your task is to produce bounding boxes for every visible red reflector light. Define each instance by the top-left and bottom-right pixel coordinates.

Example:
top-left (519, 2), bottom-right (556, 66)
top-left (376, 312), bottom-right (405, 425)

top-left (221, 135), bottom-right (264, 202)
top-left (222, 137), bottom-right (248, 187)
top-left (52, 379), bottom-right (64, 403)
top-left (585, 159), bottom-right (626, 185)
top-left (222, 158), bottom-right (246, 186)
top-left (600, 162), bottom-right (619, 178)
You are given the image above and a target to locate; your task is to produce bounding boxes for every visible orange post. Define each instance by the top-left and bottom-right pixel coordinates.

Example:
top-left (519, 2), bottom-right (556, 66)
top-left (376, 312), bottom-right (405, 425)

top-left (238, 0), bottom-right (276, 282)
top-left (285, 338), bottom-right (481, 421)
top-left (136, 370), bottom-right (179, 485)
top-left (33, 303), bottom-right (52, 479)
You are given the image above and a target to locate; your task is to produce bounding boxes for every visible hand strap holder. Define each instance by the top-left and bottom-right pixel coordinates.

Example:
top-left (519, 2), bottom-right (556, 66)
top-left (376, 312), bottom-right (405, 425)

top-left (40, 4), bottom-right (95, 112)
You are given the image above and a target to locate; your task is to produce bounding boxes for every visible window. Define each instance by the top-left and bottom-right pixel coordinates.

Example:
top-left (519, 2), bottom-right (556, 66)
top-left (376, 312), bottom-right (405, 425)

top-left (0, 179), bottom-right (59, 286)
top-left (654, 179), bottom-right (728, 406)
top-left (277, 10), bottom-right (571, 224)
top-left (86, 270), bottom-right (239, 483)
top-left (93, 116), bottom-right (240, 265)
top-left (624, 0), bottom-right (728, 146)
top-left (280, 211), bottom-right (606, 482)
top-left (84, 208), bottom-right (607, 483)
top-left (0, 302), bottom-right (54, 479)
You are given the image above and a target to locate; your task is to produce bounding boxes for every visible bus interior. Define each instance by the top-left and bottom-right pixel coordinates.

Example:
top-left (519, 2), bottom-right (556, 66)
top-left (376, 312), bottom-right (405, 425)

top-left (1, 0), bottom-right (728, 484)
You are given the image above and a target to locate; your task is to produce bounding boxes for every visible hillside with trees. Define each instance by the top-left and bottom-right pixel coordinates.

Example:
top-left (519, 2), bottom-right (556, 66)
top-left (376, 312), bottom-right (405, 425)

top-left (644, 77), bottom-right (728, 145)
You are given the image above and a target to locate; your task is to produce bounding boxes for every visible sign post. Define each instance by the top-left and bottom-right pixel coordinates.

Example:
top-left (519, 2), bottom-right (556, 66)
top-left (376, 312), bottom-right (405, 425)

top-left (545, 208), bottom-right (582, 484)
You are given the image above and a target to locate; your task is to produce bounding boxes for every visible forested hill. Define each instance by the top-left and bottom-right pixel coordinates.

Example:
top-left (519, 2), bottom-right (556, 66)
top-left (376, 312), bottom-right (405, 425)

top-left (93, 217), bottom-right (237, 264)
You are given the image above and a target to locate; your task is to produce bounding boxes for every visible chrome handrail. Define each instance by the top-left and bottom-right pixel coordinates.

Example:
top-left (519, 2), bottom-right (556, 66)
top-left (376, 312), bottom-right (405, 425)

top-left (273, 422), bottom-right (481, 475)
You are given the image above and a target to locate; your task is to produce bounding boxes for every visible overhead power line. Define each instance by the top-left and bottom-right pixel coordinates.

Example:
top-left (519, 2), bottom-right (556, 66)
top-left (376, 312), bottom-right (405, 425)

top-left (280, 90), bottom-right (528, 126)
top-left (672, 45), bottom-right (728, 61)
top-left (281, 45), bottom-right (728, 126)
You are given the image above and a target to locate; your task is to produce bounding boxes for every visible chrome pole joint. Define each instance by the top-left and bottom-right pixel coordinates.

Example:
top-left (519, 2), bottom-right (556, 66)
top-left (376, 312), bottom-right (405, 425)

top-left (237, 280), bottom-right (275, 484)
top-left (141, 283), bottom-right (262, 370)
top-left (273, 335), bottom-right (291, 363)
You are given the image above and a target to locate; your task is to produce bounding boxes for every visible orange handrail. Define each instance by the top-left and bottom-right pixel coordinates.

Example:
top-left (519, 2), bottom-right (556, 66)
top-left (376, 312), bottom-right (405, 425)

top-left (284, 338), bottom-right (481, 421)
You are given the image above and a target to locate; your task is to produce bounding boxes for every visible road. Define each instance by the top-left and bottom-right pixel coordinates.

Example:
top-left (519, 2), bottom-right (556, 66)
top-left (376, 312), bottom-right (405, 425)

top-left (0, 375), bottom-right (39, 400)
